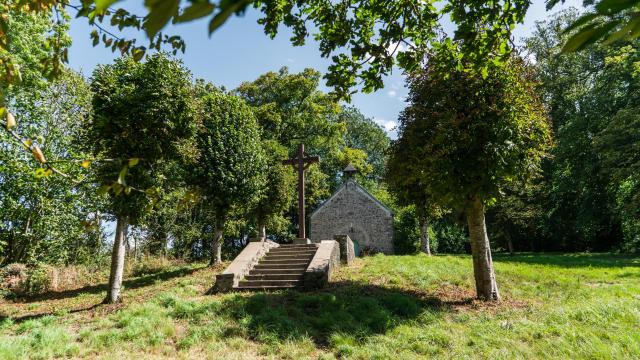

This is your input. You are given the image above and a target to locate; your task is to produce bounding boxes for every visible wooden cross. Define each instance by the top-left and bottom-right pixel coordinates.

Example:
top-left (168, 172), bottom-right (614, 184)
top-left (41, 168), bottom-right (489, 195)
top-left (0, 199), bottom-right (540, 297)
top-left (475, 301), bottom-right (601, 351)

top-left (283, 143), bottom-right (320, 239)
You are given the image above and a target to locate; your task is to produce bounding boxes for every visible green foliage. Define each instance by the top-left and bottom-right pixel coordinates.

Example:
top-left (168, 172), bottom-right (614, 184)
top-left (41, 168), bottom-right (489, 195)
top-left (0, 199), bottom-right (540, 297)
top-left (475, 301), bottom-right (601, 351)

top-left (393, 206), bottom-right (421, 255)
top-left (0, 3), bottom-right (71, 92)
top-left (235, 67), bottom-right (351, 234)
top-left (595, 107), bottom-right (640, 252)
top-left (0, 27), bottom-right (100, 265)
top-left (432, 219), bottom-right (468, 254)
top-left (399, 44), bottom-right (551, 209)
top-left (250, 140), bottom-right (296, 236)
top-left (3, 1), bottom-right (535, 100)
top-left (522, 11), bottom-right (640, 251)
top-left (235, 67), bottom-right (342, 152)
top-left (338, 106), bottom-right (390, 182)
top-left (253, 0), bottom-right (529, 99)
top-left (87, 53), bottom-right (198, 223)
top-left (189, 91), bottom-right (265, 222)
top-left (486, 181), bottom-right (547, 252)
top-left (552, 0), bottom-right (640, 53)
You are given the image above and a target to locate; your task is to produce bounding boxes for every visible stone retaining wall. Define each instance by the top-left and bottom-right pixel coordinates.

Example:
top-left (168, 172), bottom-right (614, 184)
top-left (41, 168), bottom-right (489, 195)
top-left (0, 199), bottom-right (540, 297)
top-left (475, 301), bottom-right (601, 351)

top-left (214, 240), bottom-right (279, 292)
top-left (302, 240), bottom-right (340, 290)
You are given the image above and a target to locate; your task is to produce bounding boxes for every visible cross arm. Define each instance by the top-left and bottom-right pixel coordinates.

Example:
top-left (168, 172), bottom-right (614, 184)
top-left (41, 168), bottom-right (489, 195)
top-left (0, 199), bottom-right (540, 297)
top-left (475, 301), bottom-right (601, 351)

top-left (303, 156), bottom-right (320, 170)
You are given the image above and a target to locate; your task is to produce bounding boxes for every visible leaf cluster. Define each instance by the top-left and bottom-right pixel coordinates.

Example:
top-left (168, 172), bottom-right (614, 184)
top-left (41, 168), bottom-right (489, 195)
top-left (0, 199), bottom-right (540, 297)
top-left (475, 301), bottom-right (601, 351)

top-left (397, 44), bottom-right (551, 208)
top-left (87, 53), bottom-right (198, 222)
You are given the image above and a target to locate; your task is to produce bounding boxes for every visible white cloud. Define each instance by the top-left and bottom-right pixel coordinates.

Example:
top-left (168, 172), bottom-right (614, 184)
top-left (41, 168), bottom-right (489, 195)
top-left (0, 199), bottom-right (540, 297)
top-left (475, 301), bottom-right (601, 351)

top-left (386, 41), bottom-right (406, 55)
top-left (286, 58), bottom-right (294, 63)
top-left (387, 90), bottom-right (397, 98)
top-left (374, 117), bottom-right (397, 132)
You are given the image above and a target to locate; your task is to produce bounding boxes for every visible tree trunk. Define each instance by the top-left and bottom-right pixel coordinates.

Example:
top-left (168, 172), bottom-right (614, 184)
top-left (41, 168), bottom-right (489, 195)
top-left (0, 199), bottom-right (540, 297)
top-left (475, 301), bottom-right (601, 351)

top-left (504, 229), bottom-right (514, 255)
top-left (466, 197), bottom-right (500, 301)
top-left (419, 217), bottom-right (431, 255)
top-left (210, 219), bottom-right (224, 265)
top-left (259, 223), bottom-right (266, 241)
top-left (105, 216), bottom-right (127, 304)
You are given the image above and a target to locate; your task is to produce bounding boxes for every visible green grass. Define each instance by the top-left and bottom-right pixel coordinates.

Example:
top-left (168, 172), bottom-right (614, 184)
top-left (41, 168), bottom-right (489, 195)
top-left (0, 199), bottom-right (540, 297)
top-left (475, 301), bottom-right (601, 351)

top-left (0, 253), bottom-right (639, 359)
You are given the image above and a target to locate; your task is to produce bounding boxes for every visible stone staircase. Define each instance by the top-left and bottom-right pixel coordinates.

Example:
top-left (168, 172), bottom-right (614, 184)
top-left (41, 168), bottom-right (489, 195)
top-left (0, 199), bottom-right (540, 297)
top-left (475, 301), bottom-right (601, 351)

top-left (236, 244), bottom-right (318, 290)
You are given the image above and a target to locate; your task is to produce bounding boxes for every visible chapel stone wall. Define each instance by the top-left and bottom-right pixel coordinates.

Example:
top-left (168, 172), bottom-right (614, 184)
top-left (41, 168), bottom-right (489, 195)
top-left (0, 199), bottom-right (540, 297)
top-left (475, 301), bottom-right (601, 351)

top-left (310, 180), bottom-right (394, 254)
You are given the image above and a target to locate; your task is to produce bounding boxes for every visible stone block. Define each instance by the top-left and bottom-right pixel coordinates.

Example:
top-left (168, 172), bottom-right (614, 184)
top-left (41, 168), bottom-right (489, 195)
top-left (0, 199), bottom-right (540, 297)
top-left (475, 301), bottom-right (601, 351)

top-left (334, 234), bottom-right (355, 265)
top-left (302, 240), bottom-right (340, 290)
top-left (293, 238), bottom-right (311, 244)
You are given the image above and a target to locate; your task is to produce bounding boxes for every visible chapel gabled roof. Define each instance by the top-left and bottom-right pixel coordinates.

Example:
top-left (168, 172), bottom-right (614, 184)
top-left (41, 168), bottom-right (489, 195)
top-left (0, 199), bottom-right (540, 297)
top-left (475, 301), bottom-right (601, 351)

top-left (309, 179), bottom-right (393, 218)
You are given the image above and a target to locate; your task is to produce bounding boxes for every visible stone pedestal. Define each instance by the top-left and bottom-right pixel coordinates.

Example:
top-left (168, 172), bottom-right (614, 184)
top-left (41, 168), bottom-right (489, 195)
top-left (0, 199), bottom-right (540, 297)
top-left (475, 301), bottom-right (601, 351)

top-left (334, 234), bottom-right (355, 265)
top-left (294, 238), bottom-right (311, 244)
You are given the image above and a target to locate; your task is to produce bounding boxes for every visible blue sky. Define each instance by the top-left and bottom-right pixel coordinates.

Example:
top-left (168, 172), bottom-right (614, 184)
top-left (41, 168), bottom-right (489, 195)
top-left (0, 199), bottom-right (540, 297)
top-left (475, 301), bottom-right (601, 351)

top-left (68, 0), bottom-right (583, 139)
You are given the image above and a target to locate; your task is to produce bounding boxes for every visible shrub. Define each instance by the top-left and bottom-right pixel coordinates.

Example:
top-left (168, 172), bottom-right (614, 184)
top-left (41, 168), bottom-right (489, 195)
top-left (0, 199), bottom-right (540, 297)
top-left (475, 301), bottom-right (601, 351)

top-left (433, 220), bottom-right (468, 254)
top-left (394, 206), bottom-right (439, 254)
top-left (394, 206), bottom-right (420, 254)
top-left (0, 263), bottom-right (56, 297)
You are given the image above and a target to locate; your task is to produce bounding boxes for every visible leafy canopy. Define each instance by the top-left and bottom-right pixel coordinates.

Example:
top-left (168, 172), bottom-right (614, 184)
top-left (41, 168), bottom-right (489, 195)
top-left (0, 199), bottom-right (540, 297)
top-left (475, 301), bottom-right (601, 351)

top-left (2, 0), bottom-right (532, 101)
top-left (188, 91), bottom-right (266, 220)
top-left (398, 44), bottom-right (551, 207)
top-left (87, 53), bottom-right (198, 222)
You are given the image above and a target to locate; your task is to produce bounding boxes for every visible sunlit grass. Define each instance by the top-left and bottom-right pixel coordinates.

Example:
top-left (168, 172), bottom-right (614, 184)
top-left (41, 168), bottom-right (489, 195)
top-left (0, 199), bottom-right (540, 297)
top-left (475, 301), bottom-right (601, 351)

top-left (0, 253), bottom-right (638, 359)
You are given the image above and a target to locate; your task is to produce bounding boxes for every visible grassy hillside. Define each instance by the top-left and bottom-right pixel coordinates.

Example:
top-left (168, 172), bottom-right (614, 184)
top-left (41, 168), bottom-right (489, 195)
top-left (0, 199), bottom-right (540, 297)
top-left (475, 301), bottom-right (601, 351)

top-left (1, 253), bottom-right (639, 359)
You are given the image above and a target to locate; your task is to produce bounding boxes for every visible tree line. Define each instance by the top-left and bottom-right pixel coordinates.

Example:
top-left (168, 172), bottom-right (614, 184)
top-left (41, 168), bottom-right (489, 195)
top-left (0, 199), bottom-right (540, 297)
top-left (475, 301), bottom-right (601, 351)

top-left (1, 11), bottom-right (395, 303)
top-left (1, 6), bottom-right (638, 303)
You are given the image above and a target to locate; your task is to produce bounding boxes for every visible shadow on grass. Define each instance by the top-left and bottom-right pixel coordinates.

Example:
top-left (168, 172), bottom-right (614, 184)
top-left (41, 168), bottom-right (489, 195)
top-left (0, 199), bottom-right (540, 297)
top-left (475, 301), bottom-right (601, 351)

top-left (493, 252), bottom-right (640, 269)
top-left (16, 266), bottom-right (200, 303)
top-left (0, 303), bottom-right (103, 324)
top-left (217, 280), bottom-right (465, 347)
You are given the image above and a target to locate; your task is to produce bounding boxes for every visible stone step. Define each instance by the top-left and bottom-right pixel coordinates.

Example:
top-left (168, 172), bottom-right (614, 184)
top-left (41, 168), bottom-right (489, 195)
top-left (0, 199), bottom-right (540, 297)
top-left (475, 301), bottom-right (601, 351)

top-left (259, 259), bottom-right (311, 265)
top-left (254, 263), bottom-right (308, 270)
top-left (262, 254), bottom-right (314, 261)
top-left (249, 268), bottom-right (307, 275)
top-left (244, 274), bottom-right (303, 281)
top-left (267, 249), bottom-right (318, 255)
top-left (238, 279), bottom-right (301, 287)
top-left (277, 244), bottom-right (318, 249)
top-left (235, 284), bottom-right (298, 290)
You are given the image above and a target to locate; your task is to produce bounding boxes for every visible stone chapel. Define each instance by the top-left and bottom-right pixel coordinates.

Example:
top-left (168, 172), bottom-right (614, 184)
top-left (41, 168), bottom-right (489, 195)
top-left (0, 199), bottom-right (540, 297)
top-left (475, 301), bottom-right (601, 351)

top-left (309, 165), bottom-right (394, 255)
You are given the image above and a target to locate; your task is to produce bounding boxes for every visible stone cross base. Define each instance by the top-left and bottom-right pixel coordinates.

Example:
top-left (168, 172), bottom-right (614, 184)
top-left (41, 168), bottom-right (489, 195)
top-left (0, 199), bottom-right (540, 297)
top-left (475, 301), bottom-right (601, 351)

top-left (293, 238), bottom-right (311, 244)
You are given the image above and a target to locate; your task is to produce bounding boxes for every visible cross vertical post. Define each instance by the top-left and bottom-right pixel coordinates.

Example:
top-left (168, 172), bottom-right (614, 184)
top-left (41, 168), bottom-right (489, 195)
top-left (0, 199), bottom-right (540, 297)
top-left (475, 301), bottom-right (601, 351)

top-left (283, 143), bottom-right (319, 241)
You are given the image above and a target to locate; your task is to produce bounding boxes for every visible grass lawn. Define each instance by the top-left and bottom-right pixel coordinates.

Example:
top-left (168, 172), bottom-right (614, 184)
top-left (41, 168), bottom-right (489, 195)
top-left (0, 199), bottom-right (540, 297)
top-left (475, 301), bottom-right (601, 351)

top-left (0, 253), bottom-right (639, 359)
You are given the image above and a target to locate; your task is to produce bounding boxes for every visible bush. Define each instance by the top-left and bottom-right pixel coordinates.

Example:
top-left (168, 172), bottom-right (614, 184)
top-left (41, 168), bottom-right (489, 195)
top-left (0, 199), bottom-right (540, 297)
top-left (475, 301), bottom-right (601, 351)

top-left (394, 206), bottom-right (420, 254)
top-left (433, 220), bottom-right (468, 254)
top-left (0, 263), bottom-right (55, 297)
top-left (394, 206), bottom-right (439, 254)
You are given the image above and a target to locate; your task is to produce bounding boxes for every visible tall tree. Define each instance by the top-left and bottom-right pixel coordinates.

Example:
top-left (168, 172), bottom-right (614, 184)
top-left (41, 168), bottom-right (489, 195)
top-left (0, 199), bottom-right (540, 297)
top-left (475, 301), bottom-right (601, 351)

top-left (387, 133), bottom-right (445, 256)
top-left (0, 11), bottom-right (100, 265)
top-left (526, 10), bottom-right (639, 251)
top-left (399, 44), bottom-right (551, 300)
top-left (188, 91), bottom-right (265, 265)
top-left (339, 106), bottom-right (390, 183)
top-left (235, 67), bottom-right (342, 229)
top-left (250, 140), bottom-right (296, 240)
top-left (87, 54), bottom-right (197, 303)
